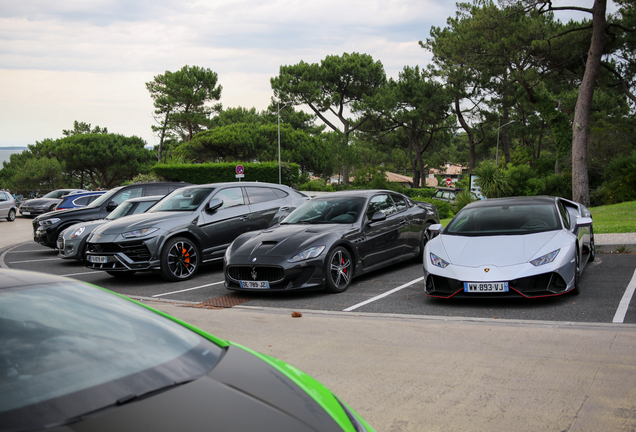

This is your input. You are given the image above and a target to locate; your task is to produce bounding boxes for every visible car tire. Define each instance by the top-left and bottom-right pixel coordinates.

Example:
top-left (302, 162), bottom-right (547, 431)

top-left (572, 251), bottom-right (581, 295)
top-left (324, 246), bottom-right (352, 293)
top-left (6, 209), bottom-right (16, 222)
top-left (160, 237), bottom-right (200, 282)
top-left (106, 270), bottom-right (137, 278)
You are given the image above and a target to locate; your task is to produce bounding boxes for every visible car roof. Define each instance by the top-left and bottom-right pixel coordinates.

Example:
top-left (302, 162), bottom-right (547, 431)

top-left (182, 182), bottom-right (292, 188)
top-left (434, 186), bottom-right (463, 191)
top-left (310, 189), bottom-right (402, 199)
top-left (464, 195), bottom-right (557, 209)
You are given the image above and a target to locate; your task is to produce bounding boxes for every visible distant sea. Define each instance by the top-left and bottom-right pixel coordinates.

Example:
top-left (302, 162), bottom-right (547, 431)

top-left (0, 147), bottom-right (27, 166)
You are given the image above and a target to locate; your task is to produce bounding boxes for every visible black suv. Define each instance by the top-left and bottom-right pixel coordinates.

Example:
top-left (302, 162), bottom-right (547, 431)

top-left (33, 182), bottom-right (189, 248)
top-left (85, 182), bottom-right (309, 281)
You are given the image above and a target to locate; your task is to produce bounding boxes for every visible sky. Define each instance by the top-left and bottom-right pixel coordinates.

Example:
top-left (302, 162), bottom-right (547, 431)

top-left (0, 0), bottom-right (614, 148)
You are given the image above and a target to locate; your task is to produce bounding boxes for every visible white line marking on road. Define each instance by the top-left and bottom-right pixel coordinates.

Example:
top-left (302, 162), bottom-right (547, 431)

top-left (612, 266), bottom-right (636, 323)
top-left (62, 271), bottom-right (99, 277)
top-left (10, 258), bottom-right (60, 264)
top-left (152, 281), bottom-right (224, 297)
top-left (343, 276), bottom-right (424, 312)
top-left (5, 250), bottom-right (52, 253)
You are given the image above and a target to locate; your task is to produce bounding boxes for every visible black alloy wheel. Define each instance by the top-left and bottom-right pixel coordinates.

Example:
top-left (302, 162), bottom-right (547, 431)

top-left (325, 246), bottom-right (352, 293)
top-left (160, 237), bottom-right (200, 282)
top-left (6, 208), bottom-right (15, 222)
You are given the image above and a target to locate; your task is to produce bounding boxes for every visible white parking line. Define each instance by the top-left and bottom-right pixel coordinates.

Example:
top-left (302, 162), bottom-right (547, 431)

top-left (343, 277), bottom-right (424, 312)
top-left (5, 250), bottom-right (52, 253)
top-left (62, 271), bottom-right (99, 277)
top-left (152, 281), bottom-right (225, 297)
top-left (612, 267), bottom-right (636, 323)
top-left (10, 258), bottom-right (60, 264)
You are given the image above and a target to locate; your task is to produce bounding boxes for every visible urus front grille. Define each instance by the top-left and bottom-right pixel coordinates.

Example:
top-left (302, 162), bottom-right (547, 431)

top-left (87, 241), bottom-right (151, 262)
top-left (227, 265), bottom-right (284, 283)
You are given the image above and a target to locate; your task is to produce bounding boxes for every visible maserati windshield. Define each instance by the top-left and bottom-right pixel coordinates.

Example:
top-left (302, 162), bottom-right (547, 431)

top-left (283, 196), bottom-right (366, 224)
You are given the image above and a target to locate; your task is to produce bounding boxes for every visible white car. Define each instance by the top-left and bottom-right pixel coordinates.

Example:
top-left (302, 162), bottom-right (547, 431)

top-left (423, 196), bottom-right (594, 299)
top-left (0, 191), bottom-right (17, 222)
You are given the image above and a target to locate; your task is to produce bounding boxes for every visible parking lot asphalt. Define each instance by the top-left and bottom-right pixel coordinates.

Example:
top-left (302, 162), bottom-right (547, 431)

top-left (2, 216), bottom-right (636, 431)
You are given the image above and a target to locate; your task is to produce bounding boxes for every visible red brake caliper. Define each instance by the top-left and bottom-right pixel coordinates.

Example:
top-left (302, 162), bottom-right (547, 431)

top-left (342, 257), bottom-right (346, 274)
top-left (182, 247), bottom-right (190, 266)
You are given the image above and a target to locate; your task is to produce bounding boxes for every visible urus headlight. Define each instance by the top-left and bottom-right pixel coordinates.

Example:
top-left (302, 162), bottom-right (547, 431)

top-left (121, 227), bottom-right (159, 239)
top-left (429, 252), bottom-right (450, 268)
top-left (530, 249), bottom-right (560, 267)
top-left (70, 226), bottom-right (85, 238)
top-left (288, 246), bottom-right (325, 263)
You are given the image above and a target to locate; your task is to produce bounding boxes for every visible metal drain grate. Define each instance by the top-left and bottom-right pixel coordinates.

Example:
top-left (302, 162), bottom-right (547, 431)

top-left (198, 294), bottom-right (254, 308)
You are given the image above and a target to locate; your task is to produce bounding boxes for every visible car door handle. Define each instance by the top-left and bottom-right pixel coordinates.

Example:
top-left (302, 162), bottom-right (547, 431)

top-left (240, 216), bottom-right (250, 221)
top-left (279, 206), bottom-right (290, 212)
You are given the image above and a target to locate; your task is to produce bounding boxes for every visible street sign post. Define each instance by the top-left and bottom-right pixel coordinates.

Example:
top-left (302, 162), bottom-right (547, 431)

top-left (235, 165), bottom-right (244, 181)
top-left (446, 177), bottom-right (452, 186)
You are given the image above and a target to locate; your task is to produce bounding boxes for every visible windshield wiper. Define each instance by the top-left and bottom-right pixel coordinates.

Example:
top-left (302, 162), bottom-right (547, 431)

top-left (60, 377), bottom-right (199, 426)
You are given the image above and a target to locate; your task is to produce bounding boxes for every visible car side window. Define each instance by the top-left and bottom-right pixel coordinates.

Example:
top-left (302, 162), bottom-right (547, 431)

top-left (146, 184), bottom-right (171, 196)
top-left (245, 187), bottom-right (279, 204)
top-left (557, 201), bottom-right (571, 230)
top-left (73, 196), bottom-right (91, 206)
top-left (135, 201), bottom-right (157, 213)
top-left (214, 188), bottom-right (245, 209)
top-left (366, 194), bottom-right (397, 220)
top-left (271, 188), bottom-right (289, 199)
top-left (0, 192), bottom-right (7, 201)
top-left (392, 194), bottom-right (408, 213)
top-left (112, 187), bottom-right (143, 206)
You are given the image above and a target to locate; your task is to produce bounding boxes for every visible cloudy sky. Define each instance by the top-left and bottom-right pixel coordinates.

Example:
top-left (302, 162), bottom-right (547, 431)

top-left (0, 0), bottom-right (610, 148)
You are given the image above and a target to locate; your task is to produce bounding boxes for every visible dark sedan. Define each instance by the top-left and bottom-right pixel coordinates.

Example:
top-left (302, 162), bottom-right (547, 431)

top-left (0, 268), bottom-right (374, 432)
top-left (20, 189), bottom-right (88, 217)
top-left (85, 182), bottom-right (309, 281)
top-left (224, 190), bottom-right (439, 293)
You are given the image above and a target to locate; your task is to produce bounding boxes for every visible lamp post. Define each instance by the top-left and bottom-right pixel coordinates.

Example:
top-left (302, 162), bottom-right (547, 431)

top-left (277, 101), bottom-right (291, 184)
top-left (495, 119), bottom-right (516, 166)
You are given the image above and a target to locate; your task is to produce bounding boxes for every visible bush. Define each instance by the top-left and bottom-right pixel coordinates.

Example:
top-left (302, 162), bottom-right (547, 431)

top-left (453, 190), bottom-right (477, 213)
top-left (415, 197), bottom-right (454, 219)
top-left (600, 151), bottom-right (636, 204)
top-left (404, 188), bottom-right (436, 199)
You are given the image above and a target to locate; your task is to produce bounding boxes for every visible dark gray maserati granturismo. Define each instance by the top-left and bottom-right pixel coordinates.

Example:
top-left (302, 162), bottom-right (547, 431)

top-left (224, 190), bottom-right (440, 293)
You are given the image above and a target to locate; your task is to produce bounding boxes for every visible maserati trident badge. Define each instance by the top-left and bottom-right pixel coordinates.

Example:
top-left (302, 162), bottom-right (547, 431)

top-left (251, 267), bottom-right (258, 280)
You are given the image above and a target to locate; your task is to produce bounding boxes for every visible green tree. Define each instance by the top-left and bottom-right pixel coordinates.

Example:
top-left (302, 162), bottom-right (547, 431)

top-left (146, 65), bottom-right (223, 159)
top-left (367, 66), bottom-right (455, 187)
top-left (271, 52), bottom-right (386, 184)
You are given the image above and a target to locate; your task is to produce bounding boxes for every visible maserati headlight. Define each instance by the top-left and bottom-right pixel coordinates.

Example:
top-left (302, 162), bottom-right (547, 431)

top-left (70, 226), bottom-right (85, 238)
top-left (39, 218), bottom-right (61, 227)
top-left (530, 249), bottom-right (560, 267)
top-left (429, 252), bottom-right (450, 268)
top-left (288, 246), bottom-right (325, 263)
top-left (121, 227), bottom-right (159, 239)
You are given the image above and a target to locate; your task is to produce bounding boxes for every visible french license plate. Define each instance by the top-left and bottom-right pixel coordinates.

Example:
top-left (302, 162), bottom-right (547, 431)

top-left (89, 255), bottom-right (109, 264)
top-left (22, 211), bottom-right (31, 215)
top-left (239, 280), bottom-right (270, 289)
top-left (464, 282), bottom-right (509, 293)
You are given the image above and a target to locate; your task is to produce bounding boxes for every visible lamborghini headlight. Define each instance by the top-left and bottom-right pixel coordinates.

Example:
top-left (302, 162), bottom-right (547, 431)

top-left (429, 253), bottom-right (450, 268)
top-left (530, 249), bottom-right (560, 267)
top-left (288, 246), bottom-right (325, 263)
